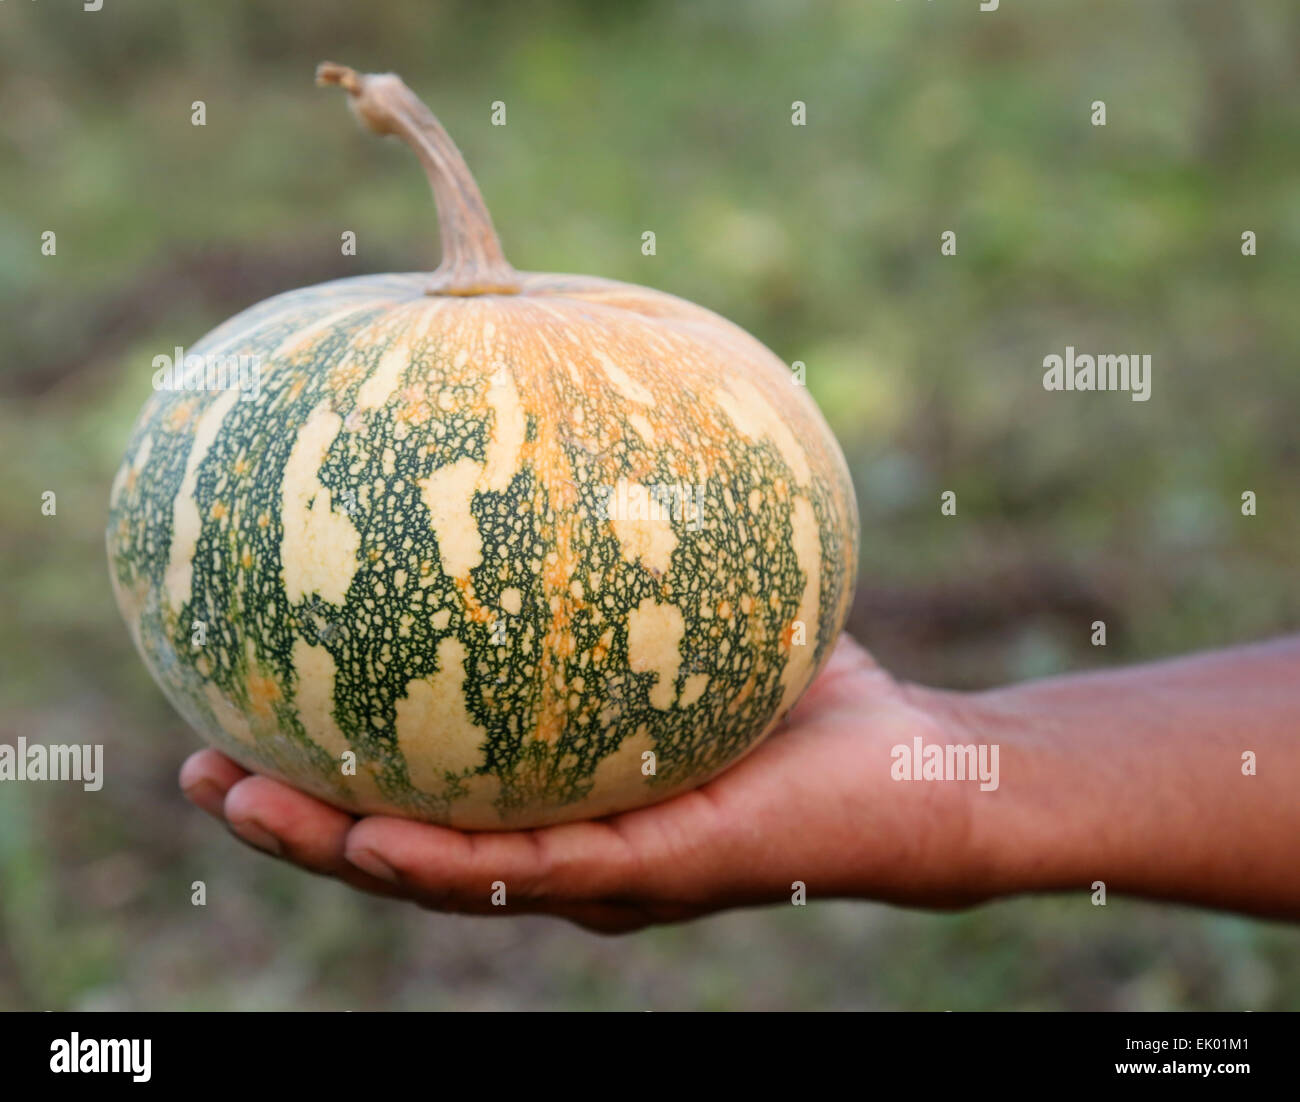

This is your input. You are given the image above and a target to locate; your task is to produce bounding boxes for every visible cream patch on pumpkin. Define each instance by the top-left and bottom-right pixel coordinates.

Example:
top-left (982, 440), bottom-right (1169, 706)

top-left (418, 371), bottom-right (524, 579)
top-left (420, 457), bottom-right (482, 579)
top-left (583, 725), bottom-right (657, 814)
top-left (500, 587), bottom-right (522, 615)
top-left (165, 388), bottom-right (241, 608)
top-left (715, 377), bottom-right (812, 486)
top-left (626, 412), bottom-right (656, 446)
top-left (594, 349), bottom-right (655, 405)
top-left (680, 672), bottom-right (710, 707)
top-left (627, 597), bottom-right (684, 710)
top-left (291, 637), bottom-right (389, 803)
top-left (609, 479), bottom-right (679, 575)
top-left (356, 341), bottom-right (412, 410)
top-left (481, 370), bottom-right (525, 492)
top-left (290, 637), bottom-right (351, 757)
top-left (280, 402), bottom-right (362, 605)
top-left (396, 636), bottom-right (488, 789)
top-left (778, 494), bottom-right (822, 715)
top-left (203, 682), bottom-right (256, 746)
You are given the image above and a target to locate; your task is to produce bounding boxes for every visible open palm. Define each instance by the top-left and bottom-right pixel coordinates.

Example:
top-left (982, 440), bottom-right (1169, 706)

top-left (181, 636), bottom-right (981, 932)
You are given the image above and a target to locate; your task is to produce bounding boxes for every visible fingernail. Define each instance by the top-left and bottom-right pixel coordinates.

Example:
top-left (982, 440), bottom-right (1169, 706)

top-left (182, 779), bottom-right (224, 816)
top-left (347, 848), bottom-right (399, 884)
top-left (229, 820), bottom-right (283, 856)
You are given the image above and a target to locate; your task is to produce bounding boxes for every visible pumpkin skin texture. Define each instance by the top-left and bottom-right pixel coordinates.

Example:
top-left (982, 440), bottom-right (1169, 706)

top-left (106, 68), bottom-right (858, 829)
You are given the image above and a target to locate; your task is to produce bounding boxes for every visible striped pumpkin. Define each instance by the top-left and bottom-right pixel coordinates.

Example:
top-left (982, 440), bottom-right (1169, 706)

top-left (106, 65), bottom-right (858, 829)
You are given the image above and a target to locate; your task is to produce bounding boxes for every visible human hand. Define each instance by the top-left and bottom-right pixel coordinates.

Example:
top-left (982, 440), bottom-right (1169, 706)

top-left (179, 635), bottom-right (993, 933)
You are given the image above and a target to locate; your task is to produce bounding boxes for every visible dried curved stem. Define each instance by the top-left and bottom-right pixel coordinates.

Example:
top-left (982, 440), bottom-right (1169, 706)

top-left (317, 62), bottom-right (521, 296)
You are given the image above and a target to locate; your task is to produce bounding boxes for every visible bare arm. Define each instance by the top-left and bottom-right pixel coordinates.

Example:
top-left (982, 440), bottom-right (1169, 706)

top-left (181, 634), bottom-right (1300, 931)
top-left (932, 635), bottom-right (1300, 920)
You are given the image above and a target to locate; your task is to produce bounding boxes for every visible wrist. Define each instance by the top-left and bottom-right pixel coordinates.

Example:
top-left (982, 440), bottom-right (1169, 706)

top-left (901, 638), bottom-right (1300, 919)
top-left (901, 680), bottom-right (1088, 905)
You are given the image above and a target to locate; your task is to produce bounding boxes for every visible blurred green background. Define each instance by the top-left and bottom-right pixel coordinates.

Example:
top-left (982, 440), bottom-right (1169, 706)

top-left (2, 0), bottom-right (1298, 1010)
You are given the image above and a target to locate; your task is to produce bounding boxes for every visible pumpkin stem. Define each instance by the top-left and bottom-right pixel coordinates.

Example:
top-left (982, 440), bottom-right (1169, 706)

top-left (317, 62), bottom-right (522, 296)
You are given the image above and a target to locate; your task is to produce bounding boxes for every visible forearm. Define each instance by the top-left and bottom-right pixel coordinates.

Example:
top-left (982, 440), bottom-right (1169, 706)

top-left (937, 637), bottom-right (1300, 919)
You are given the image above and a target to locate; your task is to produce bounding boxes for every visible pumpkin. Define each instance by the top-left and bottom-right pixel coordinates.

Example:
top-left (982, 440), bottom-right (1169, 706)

top-left (106, 64), bottom-right (858, 829)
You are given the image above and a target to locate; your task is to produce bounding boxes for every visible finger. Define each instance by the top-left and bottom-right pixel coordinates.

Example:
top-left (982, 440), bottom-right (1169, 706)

top-left (343, 791), bottom-right (734, 912)
top-left (343, 815), bottom-right (651, 910)
top-left (179, 748), bottom-right (249, 819)
top-left (221, 774), bottom-right (404, 898)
